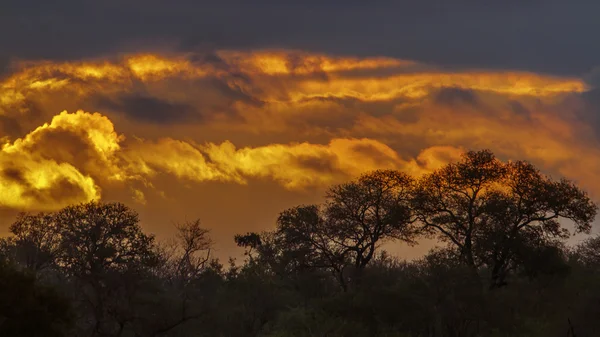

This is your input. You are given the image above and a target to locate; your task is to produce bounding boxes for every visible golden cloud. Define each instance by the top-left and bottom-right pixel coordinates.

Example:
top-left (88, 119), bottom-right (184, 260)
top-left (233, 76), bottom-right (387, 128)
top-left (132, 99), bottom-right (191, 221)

top-left (0, 108), bottom-right (464, 210)
top-left (0, 48), bottom-right (598, 213)
top-left (1, 49), bottom-right (585, 119)
top-left (0, 110), bottom-right (122, 210)
top-left (214, 50), bottom-right (414, 75)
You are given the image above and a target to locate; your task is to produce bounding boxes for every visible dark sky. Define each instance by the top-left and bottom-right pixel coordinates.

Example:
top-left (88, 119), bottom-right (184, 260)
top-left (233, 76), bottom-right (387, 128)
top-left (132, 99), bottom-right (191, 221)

top-left (1, 0), bottom-right (599, 76)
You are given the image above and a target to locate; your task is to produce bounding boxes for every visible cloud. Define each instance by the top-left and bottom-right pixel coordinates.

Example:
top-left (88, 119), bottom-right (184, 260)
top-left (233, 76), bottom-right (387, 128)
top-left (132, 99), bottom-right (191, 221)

top-left (0, 151), bottom-right (99, 211)
top-left (0, 51), bottom-right (594, 180)
top-left (3, 0), bottom-right (600, 261)
top-left (120, 125), bottom-right (455, 189)
top-left (4, 1), bottom-right (600, 77)
top-left (11, 50), bottom-right (583, 155)
top-left (122, 137), bottom-right (229, 183)
top-left (0, 110), bottom-right (126, 210)
top-left (0, 105), bottom-right (465, 211)
top-left (95, 93), bottom-right (198, 124)
top-left (0, 115), bottom-right (21, 140)
top-left (433, 87), bottom-right (480, 107)
top-left (202, 138), bottom-right (415, 189)
top-left (3, 49), bottom-right (600, 262)
top-left (1, 50), bottom-right (584, 125)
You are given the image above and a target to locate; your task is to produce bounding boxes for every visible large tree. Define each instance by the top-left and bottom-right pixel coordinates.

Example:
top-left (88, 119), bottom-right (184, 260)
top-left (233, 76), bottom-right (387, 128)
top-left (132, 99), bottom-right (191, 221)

top-left (55, 201), bottom-right (157, 277)
top-left (52, 202), bottom-right (160, 336)
top-left (1, 202), bottom-right (220, 337)
top-left (0, 212), bottom-right (63, 276)
top-left (412, 150), bottom-right (597, 288)
top-left (238, 170), bottom-right (417, 290)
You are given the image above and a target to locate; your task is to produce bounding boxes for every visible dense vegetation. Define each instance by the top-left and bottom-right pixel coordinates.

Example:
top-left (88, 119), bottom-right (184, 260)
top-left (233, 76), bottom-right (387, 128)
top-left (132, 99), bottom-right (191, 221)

top-left (1, 150), bottom-right (599, 337)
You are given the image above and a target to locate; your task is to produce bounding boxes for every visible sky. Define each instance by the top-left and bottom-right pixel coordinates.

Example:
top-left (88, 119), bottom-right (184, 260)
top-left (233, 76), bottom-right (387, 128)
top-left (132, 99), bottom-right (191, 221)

top-left (2, 1), bottom-right (600, 259)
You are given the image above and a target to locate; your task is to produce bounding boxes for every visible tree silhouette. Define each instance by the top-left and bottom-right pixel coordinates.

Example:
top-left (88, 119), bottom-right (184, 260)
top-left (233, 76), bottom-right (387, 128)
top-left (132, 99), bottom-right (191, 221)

top-left (0, 212), bottom-right (62, 276)
top-left (412, 150), bottom-right (597, 288)
top-left (1, 149), bottom-right (599, 336)
top-left (0, 261), bottom-right (73, 337)
top-left (159, 219), bottom-right (213, 283)
top-left (53, 202), bottom-right (157, 336)
top-left (238, 170), bottom-right (416, 290)
top-left (55, 202), bottom-right (157, 277)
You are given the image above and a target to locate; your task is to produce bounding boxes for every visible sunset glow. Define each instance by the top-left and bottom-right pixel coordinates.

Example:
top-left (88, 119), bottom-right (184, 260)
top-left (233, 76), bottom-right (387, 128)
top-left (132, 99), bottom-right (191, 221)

top-left (0, 49), bottom-right (599, 255)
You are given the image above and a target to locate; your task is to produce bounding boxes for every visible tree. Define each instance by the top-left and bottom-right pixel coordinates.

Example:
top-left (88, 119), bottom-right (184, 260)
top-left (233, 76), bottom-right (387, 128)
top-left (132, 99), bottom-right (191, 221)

top-left (324, 170), bottom-right (417, 270)
top-left (0, 261), bottom-right (73, 337)
top-left (573, 235), bottom-right (600, 268)
top-left (167, 219), bottom-right (213, 283)
top-left (412, 150), bottom-right (597, 288)
top-left (234, 232), bottom-right (262, 260)
top-left (53, 201), bottom-right (159, 336)
top-left (0, 212), bottom-right (62, 275)
top-left (141, 220), bottom-right (217, 337)
top-left (239, 170), bottom-right (417, 290)
top-left (55, 201), bottom-right (157, 277)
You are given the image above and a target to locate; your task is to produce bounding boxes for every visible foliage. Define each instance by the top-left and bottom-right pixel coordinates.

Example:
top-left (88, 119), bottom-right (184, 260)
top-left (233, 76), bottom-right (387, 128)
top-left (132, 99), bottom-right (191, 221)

top-left (0, 261), bottom-right (73, 337)
top-left (237, 170), bottom-right (416, 290)
top-left (1, 150), bottom-right (599, 336)
top-left (412, 150), bottom-right (597, 288)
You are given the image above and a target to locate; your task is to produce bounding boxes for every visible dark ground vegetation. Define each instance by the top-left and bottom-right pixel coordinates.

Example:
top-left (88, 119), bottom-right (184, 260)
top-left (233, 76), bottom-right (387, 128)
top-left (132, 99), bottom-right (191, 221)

top-left (1, 150), bottom-right (599, 337)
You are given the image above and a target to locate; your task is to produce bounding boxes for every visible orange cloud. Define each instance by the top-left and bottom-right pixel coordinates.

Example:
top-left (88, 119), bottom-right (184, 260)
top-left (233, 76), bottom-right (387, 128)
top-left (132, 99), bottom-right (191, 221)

top-left (122, 125), bottom-right (462, 189)
top-left (278, 72), bottom-right (586, 103)
top-left (214, 50), bottom-right (413, 75)
top-left (204, 138), bottom-right (402, 188)
top-left (4, 49), bottom-right (600, 263)
top-left (0, 49), bottom-right (598, 214)
top-left (0, 109), bottom-right (463, 210)
top-left (0, 110), bottom-right (125, 210)
top-left (1, 49), bottom-right (585, 119)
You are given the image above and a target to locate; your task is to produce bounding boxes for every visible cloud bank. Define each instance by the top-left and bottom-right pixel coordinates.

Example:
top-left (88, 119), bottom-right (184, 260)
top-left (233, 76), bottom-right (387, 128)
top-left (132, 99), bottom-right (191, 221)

top-left (1, 49), bottom-right (599, 256)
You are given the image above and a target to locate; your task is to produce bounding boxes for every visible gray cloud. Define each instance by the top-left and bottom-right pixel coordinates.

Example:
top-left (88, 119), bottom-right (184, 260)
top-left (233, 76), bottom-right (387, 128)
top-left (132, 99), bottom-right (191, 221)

top-left (1, 168), bottom-right (27, 185)
top-left (293, 154), bottom-right (338, 175)
top-left (508, 100), bottom-right (531, 118)
top-left (1, 0), bottom-right (599, 77)
top-left (573, 89), bottom-right (600, 139)
top-left (0, 116), bottom-right (22, 138)
top-left (433, 87), bottom-right (480, 107)
top-left (96, 94), bottom-right (198, 124)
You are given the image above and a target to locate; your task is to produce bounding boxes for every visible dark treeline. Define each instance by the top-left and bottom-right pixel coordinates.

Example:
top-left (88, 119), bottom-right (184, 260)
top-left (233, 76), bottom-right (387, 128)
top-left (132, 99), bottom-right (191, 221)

top-left (2, 150), bottom-right (600, 337)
